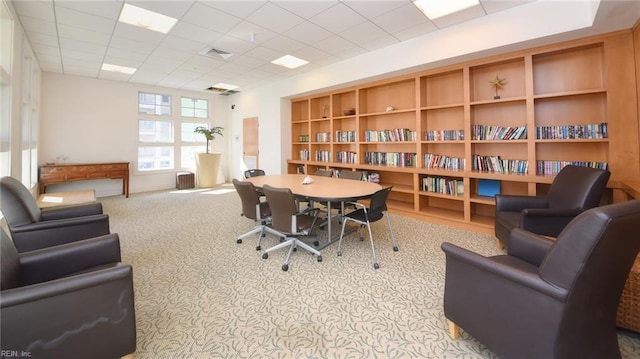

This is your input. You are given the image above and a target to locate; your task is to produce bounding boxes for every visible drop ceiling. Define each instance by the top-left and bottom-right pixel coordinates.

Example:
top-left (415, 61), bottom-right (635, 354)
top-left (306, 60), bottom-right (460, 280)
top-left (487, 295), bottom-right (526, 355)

top-left (8, 0), bottom-right (639, 94)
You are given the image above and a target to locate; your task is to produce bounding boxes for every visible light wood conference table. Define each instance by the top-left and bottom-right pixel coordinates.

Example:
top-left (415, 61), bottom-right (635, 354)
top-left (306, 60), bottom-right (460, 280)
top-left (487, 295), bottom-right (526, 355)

top-left (245, 174), bottom-right (382, 247)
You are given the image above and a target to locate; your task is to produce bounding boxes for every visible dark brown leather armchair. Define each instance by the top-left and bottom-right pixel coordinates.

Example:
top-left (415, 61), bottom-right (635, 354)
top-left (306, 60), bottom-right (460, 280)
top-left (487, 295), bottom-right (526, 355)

top-left (0, 176), bottom-right (110, 252)
top-left (494, 165), bottom-right (610, 249)
top-left (442, 200), bottom-right (640, 359)
top-left (0, 229), bottom-right (136, 359)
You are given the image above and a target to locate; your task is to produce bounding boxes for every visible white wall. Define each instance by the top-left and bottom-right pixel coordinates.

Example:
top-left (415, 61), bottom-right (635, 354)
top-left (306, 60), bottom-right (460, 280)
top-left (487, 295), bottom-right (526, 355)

top-left (40, 73), bottom-right (230, 196)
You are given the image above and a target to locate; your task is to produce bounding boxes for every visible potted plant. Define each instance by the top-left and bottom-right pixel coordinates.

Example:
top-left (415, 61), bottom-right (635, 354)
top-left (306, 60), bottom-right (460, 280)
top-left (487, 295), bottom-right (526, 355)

top-left (194, 125), bottom-right (224, 187)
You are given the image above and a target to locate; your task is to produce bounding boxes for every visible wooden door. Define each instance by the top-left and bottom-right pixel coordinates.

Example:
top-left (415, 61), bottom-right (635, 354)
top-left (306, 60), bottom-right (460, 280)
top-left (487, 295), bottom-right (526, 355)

top-left (243, 117), bottom-right (259, 170)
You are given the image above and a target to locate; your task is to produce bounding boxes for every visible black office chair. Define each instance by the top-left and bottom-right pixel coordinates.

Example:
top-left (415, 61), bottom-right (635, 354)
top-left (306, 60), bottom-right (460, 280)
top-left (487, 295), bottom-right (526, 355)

top-left (315, 168), bottom-right (333, 177)
top-left (337, 187), bottom-right (399, 269)
top-left (232, 178), bottom-right (282, 250)
top-left (244, 169), bottom-right (266, 178)
top-left (0, 176), bottom-right (110, 252)
top-left (261, 184), bottom-right (322, 272)
top-left (339, 170), bottom-right (363, 181)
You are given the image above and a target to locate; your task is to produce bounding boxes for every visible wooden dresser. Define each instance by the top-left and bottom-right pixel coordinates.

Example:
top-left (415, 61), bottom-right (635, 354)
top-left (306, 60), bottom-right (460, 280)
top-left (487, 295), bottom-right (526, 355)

top-left (39, 162), bottom-right (130, 197)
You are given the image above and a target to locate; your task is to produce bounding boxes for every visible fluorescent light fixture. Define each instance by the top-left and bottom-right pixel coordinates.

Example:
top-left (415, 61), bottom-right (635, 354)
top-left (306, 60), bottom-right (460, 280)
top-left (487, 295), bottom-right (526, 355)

top-left (101, 63), bottom-right (137, 75)
top-left (271, 55), bottom-right (309, 69)
top-left (212, 83), bottom-right (239, 91)
top-left (413, 0), bottom-right (480, 19)
top-left (118, 3), bottom-right (177, 34)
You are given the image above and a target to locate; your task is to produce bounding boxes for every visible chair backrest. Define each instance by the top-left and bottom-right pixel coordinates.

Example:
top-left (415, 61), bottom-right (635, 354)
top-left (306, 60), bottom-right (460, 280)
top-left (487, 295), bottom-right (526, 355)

top-left (546, 165), bottom-right (610, 209)
top-left (539, 200), bottom-right (640, 347)
top-left (340, 170), bottom-right (363, 181)
top-left (232, 178), bottom-right (263, 221)
top-left (262, 184), bottom-right (298, 234)
top-left (1, 227), bottom-right (21, 290)
top-left (0, 176), bottom-right (42, 227)
top-left (244, 169), bottom-right (265, 178)
top-left (368, 187), bottom-right (392, 216)
top-left (315, 169), bottom-right (333, 177)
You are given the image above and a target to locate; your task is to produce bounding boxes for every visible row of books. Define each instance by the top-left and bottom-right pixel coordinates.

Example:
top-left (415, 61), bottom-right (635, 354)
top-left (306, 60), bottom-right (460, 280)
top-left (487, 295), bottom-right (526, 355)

top-left (472, 155), bottom-right (529, 174)
top-left (315, 132), bottom-right (331, 142)
top-left (536, 161), bottom-right (609, 176)
top-left (314, 150), bottom-right (331, 162)
top-left (423, 153), bottom-right (466, 170)
top-left (536, 123), bottom-right (608, 140)
top-left (297, 135), bottom-right (309, 142)
top-left (422, 176), bottom-right (464, 195)
top-left (471, 125), bottom-right (527, 140)
top-left (363, 152), bottom-right (417, 167)
top-left (363, 129), bottom-right (417, 142)
top-left (299, 149), bottom-right (309, 161)
top-left (335, 130), bottom-right (357, 142)
top-left (424, 129), bottom-right (464, 141)
top-left (335, 151), bottom-right (357, 163)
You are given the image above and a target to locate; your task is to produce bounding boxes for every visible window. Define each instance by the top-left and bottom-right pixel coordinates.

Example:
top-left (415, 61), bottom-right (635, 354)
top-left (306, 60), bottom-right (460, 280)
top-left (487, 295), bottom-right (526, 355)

top-left (139, 92), bottom-right (171, 116)
top-left (181, 122), bottom-right (208, 169)
top-left (138, 92), bottom-right (173, 171)
top-left (181, 97), bottom-right (208, 118)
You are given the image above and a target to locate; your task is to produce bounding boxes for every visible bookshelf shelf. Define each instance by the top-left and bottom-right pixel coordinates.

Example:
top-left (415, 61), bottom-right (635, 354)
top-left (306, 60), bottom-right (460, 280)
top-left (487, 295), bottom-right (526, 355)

top-left (289, 32), bottom-right (638, 234)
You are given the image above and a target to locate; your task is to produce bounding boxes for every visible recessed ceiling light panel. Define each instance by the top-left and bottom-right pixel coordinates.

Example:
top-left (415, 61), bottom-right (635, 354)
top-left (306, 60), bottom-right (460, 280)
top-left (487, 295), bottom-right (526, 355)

top-left (271, 55), bottom-right (309, 69)
top-left (101, 63), bottom-right (137, 75)
top-left (119, 4), bottom-right (177, 34)
top-left (413, 0), bottom-right (480, 20)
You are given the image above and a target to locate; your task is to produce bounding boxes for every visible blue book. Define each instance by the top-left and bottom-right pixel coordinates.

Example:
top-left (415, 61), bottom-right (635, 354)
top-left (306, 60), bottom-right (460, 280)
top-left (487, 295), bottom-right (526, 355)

top-left (478, 179), bottom-right (501, 197)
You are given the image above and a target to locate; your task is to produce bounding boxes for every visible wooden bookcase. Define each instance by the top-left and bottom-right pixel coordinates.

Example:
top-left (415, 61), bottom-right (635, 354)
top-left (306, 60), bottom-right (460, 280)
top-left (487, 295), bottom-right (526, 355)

top-left (288, 31), bottom-right (639, 234)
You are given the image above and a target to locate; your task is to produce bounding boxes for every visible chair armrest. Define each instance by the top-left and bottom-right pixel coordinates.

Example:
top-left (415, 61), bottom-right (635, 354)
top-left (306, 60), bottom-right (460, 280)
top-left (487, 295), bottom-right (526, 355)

top-left (441, 242), bottom-right (567, 301)
top-left (19, 234), bottom-right (122, 285)
top-left (521, 208), bottom-right (582, 237)
top-left (507, 228), bottom-right (553, 267)
top-left (10, 215), bottom-right (110, 252)
top-left (40, 202), bottom-right (104, 220)
top-left (1, 263), bottom-right (131, 308)
top-left (495, 194), bottom-right (548, 212)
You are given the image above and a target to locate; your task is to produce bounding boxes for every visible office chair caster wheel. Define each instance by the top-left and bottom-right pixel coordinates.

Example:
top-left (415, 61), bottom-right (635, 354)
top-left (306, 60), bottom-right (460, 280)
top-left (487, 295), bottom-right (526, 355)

top-left (282, 264), bottom-right (289, 271)
top-left (393, 246), bottom-right (399, 252)
top-left (373, 263), bottom-right (380, 270)
top-left (313, 241), bottom-right (319, 247)
top-left (262, 253), bottom-right (268, 259)
top-left (256, 245), bottom-right (261, 251)
top-left (317, 256), bottom-right (322, 262)
top-left (236, 239), bottom-right (242, 244)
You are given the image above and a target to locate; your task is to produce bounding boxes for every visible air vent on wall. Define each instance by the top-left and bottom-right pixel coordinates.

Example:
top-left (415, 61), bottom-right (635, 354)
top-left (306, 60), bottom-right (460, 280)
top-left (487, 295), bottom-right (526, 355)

top-left (199, 47), bottom-right (233, 60)
top-left (205, 87), bottom-right (240, 96)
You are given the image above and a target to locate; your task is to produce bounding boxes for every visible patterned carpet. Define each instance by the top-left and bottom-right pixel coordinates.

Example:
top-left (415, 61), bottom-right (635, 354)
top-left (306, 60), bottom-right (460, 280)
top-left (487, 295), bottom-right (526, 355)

top-left (101, 184), bottom-right (640, 359)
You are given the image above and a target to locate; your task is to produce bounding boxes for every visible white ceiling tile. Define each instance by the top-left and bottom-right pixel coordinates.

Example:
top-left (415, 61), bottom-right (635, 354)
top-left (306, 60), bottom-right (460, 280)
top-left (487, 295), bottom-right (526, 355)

top-left (224, 54), bottom-right (263, 68)
top-left (32, 44), bottom-right (61, 57)
top-left (170, 21), bottom-right (223, 45)
top-left (246, 2), bottom-right (305, 34)
top-left (65, 66), bottom-right (100, 77)
top-left (156, 76), bottom-right (193, 88)
top-left (291, 46), bottom-right (331, 64)
top-left (197, 1), bottom-right (265, 19)
top-left (54, 6), bottom-right (116, 34)
top-left (39, 62), bottom-right (63, 73)
top-left (98, 70), bottom-right (133, 81)
top-left (176, 61), bottom-right (211, 75)
top-left (313, 35), bottom-right (359, 54)
top-left (26, 32), bottom-right (59, 47)
top-left (209, 34), bottom-right (255, 55)
top-left (185, 55), bottom-right (226, 70)
top-left (342, 0), bottom-right (407, 18)
top-left (12, 1), bottom-right (55, 22)
top-left (393, 22), bottom-right (438, 41)
top-left (57, 24), bottom-right (111, 46)
top-left (373, 3), bottom-right (431, 34)
top-left (227, 21), bottom-right (277, 45)
top-left (54, 1), bottom-right (122, 20)
top-left (62, 56), bottom-right (101, 68)
top-left (271, 1), bottom-right (338, 20)
top-left (339, 21), bottom-right (389, 46)
top-left (102, 56), bottom-right (143, 69)
top-left (18, 16), bottom-right (57, 35)
top-left (481, 0), bottom-right (534, 15)
top-left (309, 3), bottom-right (367, 34)
top-left (137, 59), bottom-right (181, 74)
top-left (150, 46), bottom-right (193, 62)
top-left (241, 46), bottom-right (281, 62)
top-left (360, 34), bottom-right (400, 51)
top-left (59, 38), bottom-right (107, 55)
top-left (105, 47), bottom-right (149, 63)
top-left (128, 71), bottom-right (163, 85)
top-left (60, 49), bottom-right (103, 62)
top-left (283, 21), bottom-right (332, 46)
top-left (159, 35), bottom-right (209, 53)
top-left (108, 36), bottom-right (158, 54)
top-left (431, 4), bottom-right (487, 29)
top-left (112, 23), bottom-right (166, 45)
top-left (261, 35), bottom-right (306, 54)
top-left (181, 2), bottom-right (243, 33)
